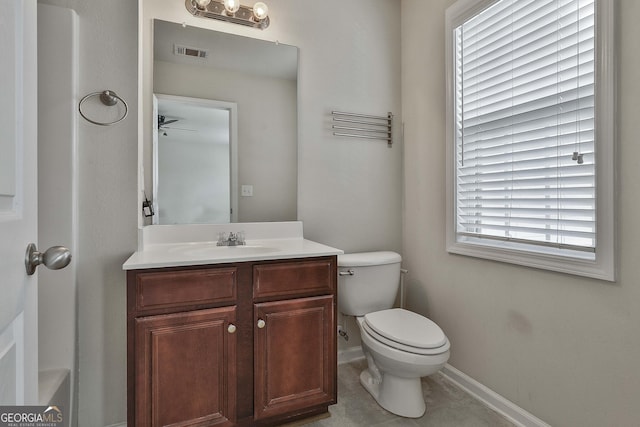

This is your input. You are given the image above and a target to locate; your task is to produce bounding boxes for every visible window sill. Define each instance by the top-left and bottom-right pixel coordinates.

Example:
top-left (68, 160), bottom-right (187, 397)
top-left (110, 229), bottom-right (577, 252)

top-left (447, 237), bottom-right (614, 282)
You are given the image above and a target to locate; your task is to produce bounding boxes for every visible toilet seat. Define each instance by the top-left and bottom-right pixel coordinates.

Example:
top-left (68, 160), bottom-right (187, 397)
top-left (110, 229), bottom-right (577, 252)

top-left (363, 309), bottom-right (449, 355)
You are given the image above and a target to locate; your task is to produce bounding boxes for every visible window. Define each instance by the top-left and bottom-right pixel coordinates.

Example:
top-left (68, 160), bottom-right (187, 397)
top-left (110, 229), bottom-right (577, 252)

top-left (445, 0), bottom-right (615, 280)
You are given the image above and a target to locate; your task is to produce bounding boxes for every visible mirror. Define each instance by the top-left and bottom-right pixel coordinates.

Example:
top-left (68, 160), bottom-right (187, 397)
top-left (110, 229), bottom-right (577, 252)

top-left (149, 19), bottom-right (298, 224)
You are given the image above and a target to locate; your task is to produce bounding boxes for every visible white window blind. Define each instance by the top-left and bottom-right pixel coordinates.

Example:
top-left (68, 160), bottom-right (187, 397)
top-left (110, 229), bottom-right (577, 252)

top-left (454, 0), bottom-right (596, 255)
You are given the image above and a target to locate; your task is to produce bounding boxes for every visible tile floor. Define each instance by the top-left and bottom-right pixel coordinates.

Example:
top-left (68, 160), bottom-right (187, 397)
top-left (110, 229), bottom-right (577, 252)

top-left (303, 359), bottom-right (516, 427)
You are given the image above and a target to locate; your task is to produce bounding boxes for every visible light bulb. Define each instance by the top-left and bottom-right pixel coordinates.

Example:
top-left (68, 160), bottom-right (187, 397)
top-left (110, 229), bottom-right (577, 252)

top-left (224, 0), bottom-right (241, 14)
top-left (194, 0), bottom-right (211, 9)
top-left (252, 2), bottom-right (268, 20)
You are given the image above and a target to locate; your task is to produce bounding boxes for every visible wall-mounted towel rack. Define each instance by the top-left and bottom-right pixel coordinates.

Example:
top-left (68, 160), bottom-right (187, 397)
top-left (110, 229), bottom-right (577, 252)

top-left (78, 90), bottom-right (128, 126)
top-left (331, 111), bottom-right (393, 147)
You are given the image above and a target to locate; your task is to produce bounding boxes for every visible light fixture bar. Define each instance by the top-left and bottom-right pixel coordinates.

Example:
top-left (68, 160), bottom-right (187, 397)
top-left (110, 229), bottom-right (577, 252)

top-left (185, 0), bottom-right (270, 29)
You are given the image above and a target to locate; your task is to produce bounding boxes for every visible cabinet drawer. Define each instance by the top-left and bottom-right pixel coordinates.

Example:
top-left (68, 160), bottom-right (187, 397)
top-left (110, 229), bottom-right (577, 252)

top-left (135, 268), bottom-right (237, 312)
top-left (253, 258), bottom-right (335, 300)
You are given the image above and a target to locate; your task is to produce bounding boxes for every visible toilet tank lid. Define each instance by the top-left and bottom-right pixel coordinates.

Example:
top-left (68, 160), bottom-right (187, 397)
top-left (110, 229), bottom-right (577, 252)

top-left (338, 251), bottom-right (402, 267)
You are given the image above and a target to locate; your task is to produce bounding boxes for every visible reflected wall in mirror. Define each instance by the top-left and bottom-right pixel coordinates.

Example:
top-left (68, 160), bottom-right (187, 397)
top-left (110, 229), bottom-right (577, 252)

top-left (148, 19), bottom-right (298, 224)
top-left (153, 94), bottom-right (238, 224)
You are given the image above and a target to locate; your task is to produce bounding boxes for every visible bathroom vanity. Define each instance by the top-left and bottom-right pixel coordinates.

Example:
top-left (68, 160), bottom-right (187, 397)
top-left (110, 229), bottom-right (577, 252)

top-left (123, 222), bottom-right (342, 427)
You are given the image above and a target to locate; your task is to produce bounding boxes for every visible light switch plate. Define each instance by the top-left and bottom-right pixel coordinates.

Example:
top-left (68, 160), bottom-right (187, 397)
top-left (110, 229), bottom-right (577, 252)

top-left (241, 185), bottom-right (253, 197)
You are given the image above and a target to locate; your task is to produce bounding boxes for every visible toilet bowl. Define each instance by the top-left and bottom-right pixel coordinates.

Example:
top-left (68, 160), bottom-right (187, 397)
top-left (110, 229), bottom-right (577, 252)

top-left (338, 252), bottom-right (450, 418)
top-left (356, 310), bottom-right (450, 417)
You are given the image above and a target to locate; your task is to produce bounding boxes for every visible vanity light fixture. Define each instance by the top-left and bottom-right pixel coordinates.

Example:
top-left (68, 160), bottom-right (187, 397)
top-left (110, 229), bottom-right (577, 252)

top-left (185, 0), bottom-right (270, 29)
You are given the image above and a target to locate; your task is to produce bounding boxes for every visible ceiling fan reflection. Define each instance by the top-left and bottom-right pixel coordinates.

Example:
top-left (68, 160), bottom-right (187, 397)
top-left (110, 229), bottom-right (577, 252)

top-left (158, 114), bottom-right (197, 135)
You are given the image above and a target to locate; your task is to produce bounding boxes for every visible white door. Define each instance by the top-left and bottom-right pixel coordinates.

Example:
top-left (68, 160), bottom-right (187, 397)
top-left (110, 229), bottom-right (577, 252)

top-left (0, 0), bottom-right (39, 404)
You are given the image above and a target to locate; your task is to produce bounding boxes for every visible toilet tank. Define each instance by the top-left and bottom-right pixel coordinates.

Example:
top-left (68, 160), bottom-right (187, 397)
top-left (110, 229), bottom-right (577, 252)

top-left (337, 251), bottom-right (402, 316)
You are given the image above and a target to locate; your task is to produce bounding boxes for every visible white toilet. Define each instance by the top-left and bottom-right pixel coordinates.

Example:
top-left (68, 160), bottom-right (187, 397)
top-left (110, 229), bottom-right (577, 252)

top-left (338, 251), bottom-right (450, 418)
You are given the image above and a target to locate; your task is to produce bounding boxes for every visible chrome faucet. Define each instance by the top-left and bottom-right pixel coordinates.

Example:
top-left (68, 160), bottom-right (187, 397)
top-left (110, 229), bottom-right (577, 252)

top-left (217, 231), bottom-right (246, 246)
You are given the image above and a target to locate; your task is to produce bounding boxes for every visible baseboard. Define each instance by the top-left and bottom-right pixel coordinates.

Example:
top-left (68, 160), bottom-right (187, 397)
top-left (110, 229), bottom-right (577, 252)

top-left (337, 346), bottom-right (364, 365)
top-left (439, 364), bottom-right (551, 427)
top-left (104, 423), bottom-right (126, 427)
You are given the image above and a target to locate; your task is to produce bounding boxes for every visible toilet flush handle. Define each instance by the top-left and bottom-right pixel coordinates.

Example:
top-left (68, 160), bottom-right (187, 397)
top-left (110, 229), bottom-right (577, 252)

top-left (339, 269), bottom-right (354, 276)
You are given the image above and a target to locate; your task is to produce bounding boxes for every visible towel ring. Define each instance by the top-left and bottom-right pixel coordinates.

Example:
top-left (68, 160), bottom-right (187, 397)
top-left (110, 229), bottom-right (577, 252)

top-left (78, 90), bottom-right (128, 126)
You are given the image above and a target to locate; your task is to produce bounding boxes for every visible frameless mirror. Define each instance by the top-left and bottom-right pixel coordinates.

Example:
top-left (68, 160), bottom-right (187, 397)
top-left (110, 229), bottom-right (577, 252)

top-left (149, 19), bottom-right (298, 224)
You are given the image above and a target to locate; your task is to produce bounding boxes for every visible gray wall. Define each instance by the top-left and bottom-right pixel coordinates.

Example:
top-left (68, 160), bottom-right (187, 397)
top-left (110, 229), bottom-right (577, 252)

top-left (402, 1), bottom-right (640, 426)
top-left (37, 1), bottom-right (138, 426)
top-left (39, 0), bottom-right (402, 425)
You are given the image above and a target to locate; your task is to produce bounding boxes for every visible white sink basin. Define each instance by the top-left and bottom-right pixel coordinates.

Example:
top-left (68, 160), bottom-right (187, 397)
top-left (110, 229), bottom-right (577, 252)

top-left (166, 242), bottom-right (278, 258)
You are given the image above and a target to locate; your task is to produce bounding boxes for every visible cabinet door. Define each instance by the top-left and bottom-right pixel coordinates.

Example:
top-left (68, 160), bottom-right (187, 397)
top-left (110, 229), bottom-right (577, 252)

top-left (254, 296), bottom-right (336, 420)
top-left (135, 306), bottom-right (237, 427)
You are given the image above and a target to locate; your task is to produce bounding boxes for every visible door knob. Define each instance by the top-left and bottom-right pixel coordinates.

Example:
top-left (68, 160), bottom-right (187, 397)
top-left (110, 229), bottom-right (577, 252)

top-left (25, 243), bottom-right (72, 276)
top-left (257, 319), bottom-right (266, 329)
top-left (228, 324), bottom-right (237, 334)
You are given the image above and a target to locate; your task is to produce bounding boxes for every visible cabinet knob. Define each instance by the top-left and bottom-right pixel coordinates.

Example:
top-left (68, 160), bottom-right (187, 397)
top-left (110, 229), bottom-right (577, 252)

top-left (228, 324), bottom-right (237, 334)
top-left (257, 319), bottom-right (266, 329)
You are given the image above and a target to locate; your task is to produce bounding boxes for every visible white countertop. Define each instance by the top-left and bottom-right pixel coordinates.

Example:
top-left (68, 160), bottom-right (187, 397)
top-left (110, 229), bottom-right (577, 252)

top-left (123, 238), bottom-right (343, 270)
top-left (124, 221), bottom-right (343, 270)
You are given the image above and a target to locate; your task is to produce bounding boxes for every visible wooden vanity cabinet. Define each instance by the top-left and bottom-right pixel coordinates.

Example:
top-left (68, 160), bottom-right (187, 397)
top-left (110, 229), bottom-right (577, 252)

top-left (127, 256), bottom-right (337, 427)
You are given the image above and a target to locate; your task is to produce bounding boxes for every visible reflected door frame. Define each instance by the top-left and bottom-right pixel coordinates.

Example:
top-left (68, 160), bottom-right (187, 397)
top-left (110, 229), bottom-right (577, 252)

top-left (152, 93), bottom-right (238, 224)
